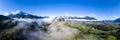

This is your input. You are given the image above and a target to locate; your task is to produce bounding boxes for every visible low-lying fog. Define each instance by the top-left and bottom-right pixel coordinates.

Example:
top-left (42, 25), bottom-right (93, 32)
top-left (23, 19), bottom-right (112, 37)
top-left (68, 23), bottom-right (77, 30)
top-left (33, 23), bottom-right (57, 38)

top-left (8, 17), bottom-right (79, 40)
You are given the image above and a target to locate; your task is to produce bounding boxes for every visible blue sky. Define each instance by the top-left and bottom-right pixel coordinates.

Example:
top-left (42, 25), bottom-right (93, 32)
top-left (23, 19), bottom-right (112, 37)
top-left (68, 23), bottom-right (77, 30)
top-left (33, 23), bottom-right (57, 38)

top-left (0, 0), bottom-right (120, 20)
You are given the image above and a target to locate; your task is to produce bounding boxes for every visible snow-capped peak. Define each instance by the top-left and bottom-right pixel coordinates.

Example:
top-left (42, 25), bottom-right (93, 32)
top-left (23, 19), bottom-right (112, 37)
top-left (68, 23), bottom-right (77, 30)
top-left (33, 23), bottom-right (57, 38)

top-left (12, 10), bottom-right (21, 15)
top-left (16, 10), bottom-right (20, 13)
top-left (12, 12), bottom-right (17, 14)
top-left (4, 12), bottom-right (9, 16)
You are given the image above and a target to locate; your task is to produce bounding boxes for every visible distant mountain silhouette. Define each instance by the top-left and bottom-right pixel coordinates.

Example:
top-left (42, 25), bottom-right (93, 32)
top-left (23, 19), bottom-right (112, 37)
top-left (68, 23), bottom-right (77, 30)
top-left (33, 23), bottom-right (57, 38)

top-left (115, 18), bottom-right (120, 22)
top-left (8, 11), bottom-right (49, 19)
top-left (101, 18), bottom-right (120, 23)
top-left (84, 16), bottom-right (96, 20)
top-left (64, 16), bottom-right (96, 20)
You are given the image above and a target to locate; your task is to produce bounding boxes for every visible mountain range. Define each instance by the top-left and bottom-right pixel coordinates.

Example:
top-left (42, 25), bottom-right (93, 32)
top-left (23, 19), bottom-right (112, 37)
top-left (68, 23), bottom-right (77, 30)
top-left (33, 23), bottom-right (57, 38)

top-left (0, 11), bottom-right (120, 22)
top-left (0, 15), bottom-right (10, 22)
top-left (8, 11), bottom-right (49, 19)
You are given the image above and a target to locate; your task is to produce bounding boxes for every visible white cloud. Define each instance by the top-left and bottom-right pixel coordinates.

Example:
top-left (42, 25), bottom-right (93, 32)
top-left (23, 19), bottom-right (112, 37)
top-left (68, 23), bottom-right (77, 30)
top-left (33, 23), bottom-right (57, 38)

top-left (16, 10), bottom-right (20, 13)
top-left (12, 11), bottom-right (17, 14)
top-left (4, 12), bottom-right (9, 16)
top-left (88, 13), bottom-right (96, 17)
top-left (12, 10), bottom-right (20, 14)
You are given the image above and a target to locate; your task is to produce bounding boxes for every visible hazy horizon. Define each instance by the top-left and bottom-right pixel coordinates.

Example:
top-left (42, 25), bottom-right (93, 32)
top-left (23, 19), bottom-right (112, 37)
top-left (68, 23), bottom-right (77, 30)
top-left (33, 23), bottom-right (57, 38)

top-left (0, 0), bottom-right (120, 20)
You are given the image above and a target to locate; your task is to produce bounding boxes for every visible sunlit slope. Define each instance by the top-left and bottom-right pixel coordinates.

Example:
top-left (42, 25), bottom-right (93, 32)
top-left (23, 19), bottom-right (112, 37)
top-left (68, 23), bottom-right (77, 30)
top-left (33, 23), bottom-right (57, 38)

top-left (64, 21), bottom-right (120, 40)
top-left (48, 17), bottom-right (120, 40)
top-left (47, 17), bottom-right (79, 40)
